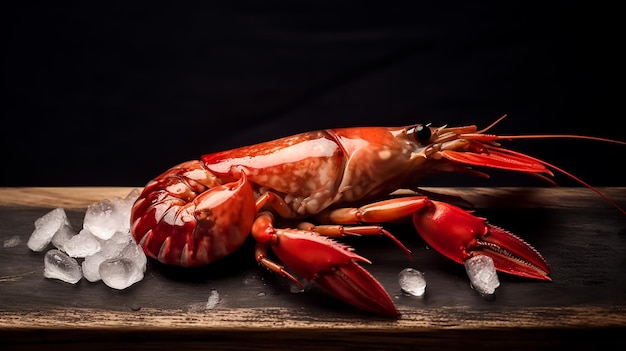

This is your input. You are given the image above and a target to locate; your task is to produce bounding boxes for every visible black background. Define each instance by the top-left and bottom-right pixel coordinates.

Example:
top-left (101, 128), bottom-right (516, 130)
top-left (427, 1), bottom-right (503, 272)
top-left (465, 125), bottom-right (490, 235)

top-left (2, 2), bottom-right (623, 188)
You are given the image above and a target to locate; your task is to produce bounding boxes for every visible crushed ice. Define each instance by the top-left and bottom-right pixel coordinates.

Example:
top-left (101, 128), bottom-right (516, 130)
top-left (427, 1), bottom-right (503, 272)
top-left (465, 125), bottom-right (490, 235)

top-left (27, 189), bottom-right (146, 289)
top-left (289, 283), bottom-right (306, 293)
top-left (84, 198), bottom-right (126, 240)
top-left (206, 289), bottom-right (220, 309)
top-left (464, 255), bottom-right (500, 296)
top-left (44, 249), bottom-right (82, 284)
top-left (398, 267), bottom-right (426, 297)
top-left (4, 235), bottom-right (21, 248)
top-left (27, 207), bottom-right (72, 252)
top-left (63, 228), bottom-right (102, 258)
top-left (99, 257), bottom-right (144, 290)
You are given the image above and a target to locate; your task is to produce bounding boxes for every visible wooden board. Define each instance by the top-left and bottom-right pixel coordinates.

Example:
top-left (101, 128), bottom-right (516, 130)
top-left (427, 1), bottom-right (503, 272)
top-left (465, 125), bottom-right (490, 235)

top-left (1, 187), bottom-right (625, 350)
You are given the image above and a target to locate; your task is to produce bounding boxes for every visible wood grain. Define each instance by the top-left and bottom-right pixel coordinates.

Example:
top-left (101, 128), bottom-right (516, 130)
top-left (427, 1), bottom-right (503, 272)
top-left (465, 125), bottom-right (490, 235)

top-left (2, 305), bottom-right (625, 329)
top-left (1, 186), bottom-right (624, 210)
top-left (0, 187), bottom-right (139, 209)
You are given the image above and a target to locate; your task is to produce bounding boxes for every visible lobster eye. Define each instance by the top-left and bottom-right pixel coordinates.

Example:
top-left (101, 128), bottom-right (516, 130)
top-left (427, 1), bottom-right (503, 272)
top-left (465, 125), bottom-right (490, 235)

top-left (414, 125), bottom-right (432, 142)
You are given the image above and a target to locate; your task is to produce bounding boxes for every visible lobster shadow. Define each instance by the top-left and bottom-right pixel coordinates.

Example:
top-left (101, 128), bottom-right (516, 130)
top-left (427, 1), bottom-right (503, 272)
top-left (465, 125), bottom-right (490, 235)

top-left (148, 237), bottom-right (258, 284)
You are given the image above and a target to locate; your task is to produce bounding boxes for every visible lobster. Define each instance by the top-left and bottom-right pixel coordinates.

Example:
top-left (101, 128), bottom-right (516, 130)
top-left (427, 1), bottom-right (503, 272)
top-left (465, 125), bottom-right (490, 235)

top-left (130, 115), bottom-right (624, 318)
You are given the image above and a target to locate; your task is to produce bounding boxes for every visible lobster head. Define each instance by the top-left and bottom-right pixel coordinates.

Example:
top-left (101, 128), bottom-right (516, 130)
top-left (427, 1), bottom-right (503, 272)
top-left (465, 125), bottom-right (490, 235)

top-left (331, 115), bottom-right (554, 203)
top-left (333, 116), bottom-right (557, 281)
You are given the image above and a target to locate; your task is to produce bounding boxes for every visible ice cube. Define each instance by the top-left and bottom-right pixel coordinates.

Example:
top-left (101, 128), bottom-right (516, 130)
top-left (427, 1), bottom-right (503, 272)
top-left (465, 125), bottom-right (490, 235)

top-left (120, 241), bottom-right (147, 272)
top-left (43, 249), bottom-right (82, 284)
top-left (290, 283), bottom-right (305, 293)
top-left (27, 208), bottom-right (70, 251)
top-left (99, 257), bottom-right (144, 290)
top-left (33, 190), bottom-right (146, 289)
top-left (464, 255), bottom-right (500, 295)
top-left (99, 231), bottom-right (132, 258)
top-left (111, 189), bottom-right (141, 231)
top-left (4, 235), bottom-right (21, 248)
top-left (51, 222), bottom-right (77, 251)
top-left (64, 228), bottom-right (101, 258)
top-left (398, 268), bottom-right (427, 297)
top-left (84, 232), bottom-right (145, 282)
top-left (206, 289), bottom-right (220, 309)
top-left (126, 188), bottom-right (141, 200)
top-left (83, 199), bottom-right (123, 240)
top-left (82, 251), bottom-right (107, 282)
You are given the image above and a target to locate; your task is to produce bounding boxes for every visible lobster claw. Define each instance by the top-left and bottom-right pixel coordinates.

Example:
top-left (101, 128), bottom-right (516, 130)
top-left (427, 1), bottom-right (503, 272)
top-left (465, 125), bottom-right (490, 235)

top-left (413, 200), bottom-right (551, 281)
top-left (268, 230), bottom-right (400, 317)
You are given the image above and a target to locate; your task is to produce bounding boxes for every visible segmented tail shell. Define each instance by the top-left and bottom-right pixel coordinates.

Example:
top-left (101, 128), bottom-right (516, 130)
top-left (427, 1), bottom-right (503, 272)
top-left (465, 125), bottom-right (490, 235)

top-left (130, 160), bottom-right (256, 267)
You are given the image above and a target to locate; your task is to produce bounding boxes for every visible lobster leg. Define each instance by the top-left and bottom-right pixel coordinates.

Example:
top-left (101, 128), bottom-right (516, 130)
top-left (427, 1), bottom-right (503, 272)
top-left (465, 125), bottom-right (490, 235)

top-left (297, 222), bottom-right (412, 258)
top-left (251, 210), bottom-right (400, 318)
top-left (315, 196), bottom-right (550, 281)
top-left (254, 240), bottom-right (303, 289)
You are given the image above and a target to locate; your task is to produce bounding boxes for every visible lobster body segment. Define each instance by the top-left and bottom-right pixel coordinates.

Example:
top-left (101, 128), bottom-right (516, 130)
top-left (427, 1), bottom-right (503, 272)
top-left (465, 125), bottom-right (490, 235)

top-left (131, 117), bottom-right (622, 317)
top-left (202, 130), bottom-right (345, 216)
top-left (202, 126), bottom-right (439, 216)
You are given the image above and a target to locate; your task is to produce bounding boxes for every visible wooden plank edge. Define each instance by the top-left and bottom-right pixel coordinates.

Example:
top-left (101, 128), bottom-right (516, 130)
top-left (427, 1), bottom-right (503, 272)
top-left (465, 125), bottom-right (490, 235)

top-left (1, 305), bottom-right (625, 330)
top-left (0, 187), bottom-right (141, 210)
top-left (0, 187), bottom-right (624, 210)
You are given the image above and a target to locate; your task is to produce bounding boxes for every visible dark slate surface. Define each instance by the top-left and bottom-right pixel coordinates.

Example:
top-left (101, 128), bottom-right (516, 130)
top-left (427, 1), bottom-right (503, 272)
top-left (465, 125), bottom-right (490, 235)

top-left (2, 203), bottom-right (624, 316)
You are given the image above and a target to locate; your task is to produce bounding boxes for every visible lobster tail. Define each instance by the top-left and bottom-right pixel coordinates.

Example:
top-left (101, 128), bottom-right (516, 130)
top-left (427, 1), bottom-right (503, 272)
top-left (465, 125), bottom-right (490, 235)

top-left (130, 160), bottom-right (256, 267)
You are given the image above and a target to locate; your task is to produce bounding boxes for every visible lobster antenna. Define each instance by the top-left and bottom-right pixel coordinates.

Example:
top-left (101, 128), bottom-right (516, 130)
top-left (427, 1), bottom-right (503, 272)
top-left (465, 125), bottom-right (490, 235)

top-left (496, 134), bottom-right (626, 146)
top-left (477, 114), bottom-right (626, 146)
top-left (477, 114), bottom-right (508, 134)
top-left (474, 114), bottom-right (624, 213)
top-left (491, 146), bottom-right (626, 215)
